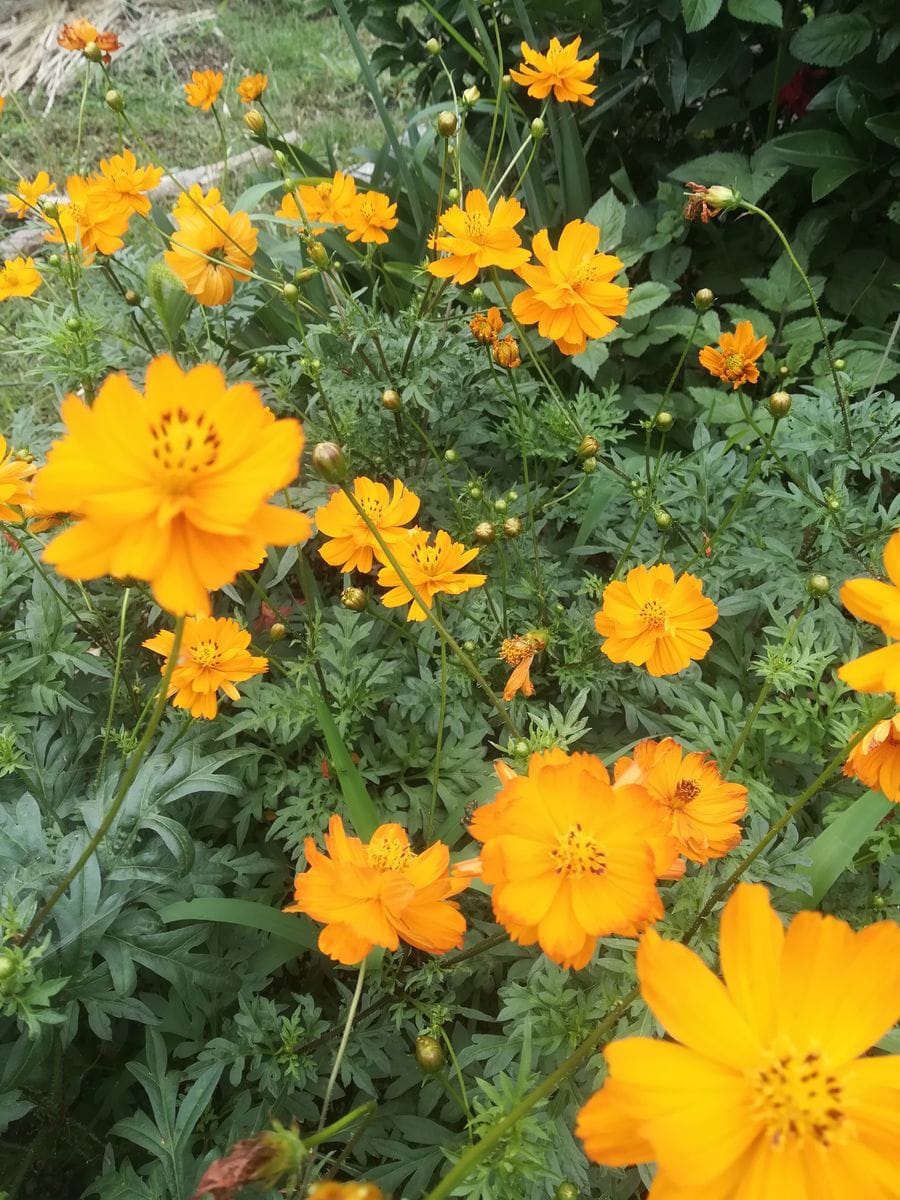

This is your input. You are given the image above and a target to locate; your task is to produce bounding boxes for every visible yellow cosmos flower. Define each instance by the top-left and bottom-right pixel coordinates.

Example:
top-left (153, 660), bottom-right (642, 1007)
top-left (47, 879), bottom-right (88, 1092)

top-left (0, 257), bottom-right (42, 301)
top-left (6, 171), bottom-right (56, 219)
top-left (595, 563), bottom-right (718, 677)
top-left (345, 190), bottom-right (398, 245)
top-left (164, 201), bottom-right (257, 307)
top-left (577, 883), bottom-right (900, 1199)
top-left (42, 175), bottom-right (132, 258)
top-left (699, 320), bottom-right (767, 389)
top-left (315, 476), bottom-right (420, 574)
top-left (184, 70), bottom-right (224, 111)
top-left (427, 189), bottom-right (531, 284)
top-left (173, 183), bottom-right (222, 221)
top-left (843, 715), bottom-right (900, 802)
top-left (275, 172), bottom-right (358, 233)
top-left (91, 149), bottom-right (162, 218)
top-left (838, 531), bottom-right (900, 698)
top-left (32, 356), bottom-right (311, 616)
top-left (236, 73), bottom-right (268, 103)
top-left (376, 528), bottom-right (485, 620)
top-left (144, 616), bottom-right (267, 720)
top-left (512, 220), bottom-right (628, 355)
top-left (509, 37), bottom-right (599, 105)
top-left (0, 435), bottom-right (35, 522)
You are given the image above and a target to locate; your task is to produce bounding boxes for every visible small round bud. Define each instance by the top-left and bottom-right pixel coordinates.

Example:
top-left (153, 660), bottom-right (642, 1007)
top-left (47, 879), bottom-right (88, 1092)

top-left (468, 484), bottom-right (483, 500)
top-left (471, 287), bottom-right (486, 304)
top-left (273, 149), bottom-right (288, 167)
top-left (555, 1184), bottom-right (579, 1200)
top-left (577, 434), bottom-right (600, 459)
top-left (309, 358), bottom-right (322, 376)
top-left (307, 241), bottom-right (329, 269)
top-left (446, 186), bottom-right (460, 204)
top-left (778, 365), bottom-right (790, 377)
top-left (282, 283), bottom-right (299, 304)
top-left (693, 288), bottom-right (714, 311)
top-left (311, 442), bottom-right (348, 483)
top-left (425, 37), bottom-right (441, 55)
top-left (294, 267), bottom-right (317, 284)
top-left (462, 640), bottom-right (476, 653)
top-left (871, 894), bottom-right (887, 910)
top-left (501, 73), bottom-right (512, 90)
top-left (437, 111), bottom-right (458, 137)
top-left (83, 40), bottom-right (103, 62)
top-left (462, 85), bottom-right (480, 107)
top-left (767, 391), bottom-right (792, 418)
top-left (582, 456), bottom-right (598, 474)
top-left (341, 586), bottom-right (368, 612)
top-left (381, 388), bottom-right (402, 411)
top-left (66, 316), bottom-right (82, 332)
top-left (42, 200), bottom-right (60, 221)
top-left (105, 88), bottom-right (124, 112)
top-left (513, 739), bottom-right (530, 757)
top-left (806, 574), bottom-right (830, 598)
top-left (444, 449), bottom-right (458, 463)
top-left (493, 498), bottom-right (508, 513)
top-left (415, 1034), bottom-right (445, 1073)
top-left (655, 509), bottom-right (673, 530)
top-left (530, 116), bottom-right (545, 139)
top-left (834, 358), bottom-right (846, 371)
top-left (633, 485), bottom-right (648, 501)
top-left (269, 622), bottom-right (287, 641)
top-left (502, 516), bottom-right (523, 538)
top-left (507, 491), bottom-right (518, 502)
top-left (0, 953), bottom-right (16, 982)
top-left (244, 109), bottom-right (266, 135)
top-left (47, 253), bottom-right (61, 268)
top-left (826, 496), bottom-right (840, 512)
top-left (473, 521), bottom-right (496, 544)
top-left (655, 411), bottom-right (674, 431)
top-left (254, 354), bottom-right (268, 370)
top-left (124, 289), bottom-right (140, 306)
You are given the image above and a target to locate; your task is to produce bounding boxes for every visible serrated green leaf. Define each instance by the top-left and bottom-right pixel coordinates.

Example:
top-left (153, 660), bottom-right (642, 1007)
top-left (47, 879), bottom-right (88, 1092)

top-left (790, 12), bottom-right (873, 67)
top-left (769, 130), bottom-right (862, 172)
top-left (682, 0), bottom-right (722, 33)
top-left (727, 0), bottom-right (781, 26)
top-left (584, 189), bottom-right (627, 250)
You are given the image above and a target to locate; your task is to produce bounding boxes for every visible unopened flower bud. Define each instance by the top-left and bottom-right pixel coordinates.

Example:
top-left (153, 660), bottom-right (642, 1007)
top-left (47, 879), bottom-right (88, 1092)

top-left (582, 456), bottom-right (598, 474)
top-left (778, 365), bottom-right (790, 377)
top-left (693, 288), bottom-right (714, 311)
top-left (872, 894), bottom-right (886, 910)
top-left (768, 391), bottom-right (791, 418)
top-left (341, 586), bottom-right (368, 612)
top-left (705, 185), bottom-right (737, 208)
top-left (105, 88), bottom-right (124, 112)
top-left (83, 40), bottom-right (102, 62)
top-left (66, 316), bottom-right (82, 332)
top-left (273, 149), bottom-right (288, 167)
top-left (381, 388), bottom-right (402, 411)
top-left (425, 37), bottom-right (441, 55)
top-left (513, 739), bottom-right (530, 757)
top-left (42, 200), bottom-right (60, 221)
top-left (307, 241), bottom-right (329, 269)
top-left (655, 411), bottom-right (674, 431)
top-left (501, 73), bottom-right (512, 90)
top-left (463, 640), bottom-right (476, 653)
top-left (312, 442), bottom-right (348, 483)
top-left (577, 434), bottom-right (600, 459)
top-left (415, 1034), bottom-right (445, 1073)
top-left (293, 267), bottom-right (316, 284)
top-left (633, 484), bottom-right (648, 501)
top-left (244, 109), bottom-right (266, 135)
top-left (437, 111), bottom-right (458, 137)
top-left (507, 490), bottom-right (518, 502)
top-left (446, 186), bottom-right (460, 204)
top-left (270, 622), bottom-right (286, 640)
top-left (462, 85), bottom-right (480, 107)
top-left (444, 449), bottom-right (458, 463)
top-left (124, 289), bottom-right (140, 306)
top-left (655, 509), bottom-right (673, 530)
top-left (826, 496), bottom-right (840, 512)
top-left (502, 516), bottom-right (523, 538)
top-left (47, 253), bottom-right (61, 268)
top-left (834, 358), bottom-right (846, 371)
top-left (473, 521), bottom-right (495, 544)
top-left (493, 498), bottom-right (507, 513)
top-left (555, 1183), bottom-right (579, 1200)
top-left (807, 574), bottom-right (830, 598)
top-left (0, 952), bottom-right (16, 983)
top-left (468, 484), bottom-right (483, 500)
top-left (471, 287), bottom-right (486, 303)
top-left (530, 116), bottom-right (546, 139)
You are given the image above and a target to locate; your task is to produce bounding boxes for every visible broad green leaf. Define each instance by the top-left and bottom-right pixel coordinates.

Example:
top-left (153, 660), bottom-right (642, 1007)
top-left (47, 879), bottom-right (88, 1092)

top-left (668, 148), bottom-right (786, 204)
top-left (811, 163), bottom-right (863, 201)
top-left (232, 178), bottom-right (283, 214)
top-left (159, 897), bottom-right (317, 950)
top-left (796, 793), bottom-right (892, 906)
top-left (790, 12), bottom-right (873, 67)
top-left (865, 113), bottom-right (900, 148)
top-left (584, 189), bottom-right (627, 250)
top-left (768, 130), bottom-right (862, 172)
top-left (727, 0), bottom-right (781, 26)
top-left (622, 282), bottom-right (672, 321)
top-left (310, 682), bottom-right (380, 838)
top-left (684, 30), bottom-right (743, 103)
top-left (682, 0), bottom-right (722, 33)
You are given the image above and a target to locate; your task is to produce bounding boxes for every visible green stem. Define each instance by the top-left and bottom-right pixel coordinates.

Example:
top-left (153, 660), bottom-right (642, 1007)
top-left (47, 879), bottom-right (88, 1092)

top-left (765, 0), bottom-right (793, 141)
top-left (645, 313), bottom-right (702, 486)
top-left (95, 588), bottom-right (130, 782)
top-left (317, 959), bottom-right (366, 1132)
top-left (426, 633), bottom-right (448, 843)
top-left (75, 67), bottom-right (90, 176)
top-left (211, 104), bottom-right (229, 195)
top-left (303, 1101), bottom-right (376, 1149)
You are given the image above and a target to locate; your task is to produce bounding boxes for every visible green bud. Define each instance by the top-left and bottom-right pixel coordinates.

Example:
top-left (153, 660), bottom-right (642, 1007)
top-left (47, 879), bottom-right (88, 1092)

top-left (768, 392), bottom-right (791, 418)
top-left (513, 739), bottom-right (530, 757)
top-left (282, 283), bottom-right (299, 304)
top-left (444, 448), bottom-right (458, 463)
top-left (555, 1184), bottom-right (579, 1200)
top-left (462, 85), bottom-right (480, 107)
top-left (462, 640), bottom-right (476, 653)
top-left (270, 622), bottom-right (286, 641)
top-left (415, 1034), bottom-right (445, 1073)
top-left (124, 289), bottom-right (141, 306)
top-left (0, 952), bottom-right (16, 982)
top-left (425, 37), bottom-right (441, 55)
top-left (655, 509), bottom-right (673, 530)
top-left (530, 117), bottom-right (545, 139)
top-left (311, 442), bottom-right (348, 483)
top-left (105, 89), bottom-right (124, 112)
top-left (468, 484), bottom-right (483, 500)
top-left (581, 456), bottom-right (598, 474)
top-left (65, 316), bottom-right (82, 332)
top-left (341, 586), bottom-right (368, 612)
top-left (437, 111), bottom-right (458, 137)
top-left (381, 388), bottom-right (402, 411)
top-left (493, 498), bottom-right (508, 513)
top-left (446, 186), bottom-right (460, 204)
top-left (693, 288), bottom-right (714, 311)
top-left (834, 358), bottom-right (846, 371)
top-left (655, 411), bottom-right (674, 431)
top-left (806, 574), bottom-right (830, 598)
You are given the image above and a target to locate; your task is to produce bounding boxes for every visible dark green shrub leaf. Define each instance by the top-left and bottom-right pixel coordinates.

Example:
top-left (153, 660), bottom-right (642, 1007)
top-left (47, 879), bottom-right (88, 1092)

top-left (682, 0), bottom-right (723, 33)
top-left (790, 12), bottom-right (873, 67)
top-left (727, 0), bottom-right (782, 27)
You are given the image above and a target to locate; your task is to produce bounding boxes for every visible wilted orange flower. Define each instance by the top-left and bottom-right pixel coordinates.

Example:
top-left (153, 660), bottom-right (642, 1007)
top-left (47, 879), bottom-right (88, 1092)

top-left (499, 631), bottom-right (546, 701)
top-left (32, 355), bottom-right (311, 616)
top-left (345, 189), bottom-right (398, 245)
top-left (58, 18), bottom-right (121, 58)
top-left (376, 528), bottom-right (485, 621)
top-left (427, 190), bottom-right (531, 284)
top-left (6, 171), bottom-right (56, 219)
top-left (91, 150), bottom-right (162, 218)
top-left (469, 307), bottom-right (503, 344)
top-left (316, 476), bottom-right (420, 574)
top-left (492, 334), bottom-right (520, 369)
top-left (184, 69), bottom-right (224, 111)
top-left (144, 616), bottom-right (267, 720)
top-left (0, 436), bottom-right (35, 522)
top-left (275, 172), bottom-right (358, 233)
top-left (577, 883), bottom-right (900, 1198)
top-left (699, 320), bottom-right (767, 389)
top-left (164, 200), bottom-right (257, 306)
top-left (843, 715), bottom-right (900, 802)
top-left (465, 750), bottom-right (675, 969)
top-left (43, 175), bottom-right (131, 257)
top-left (191, 1123), bottom-right (303, 1200)
top-left (509, 37), bottom-right (599, 105)
top-left (838, 531), bottom-right (900, 698)
top-left (614, 738), bottom-right (747, 863)
top-left (0, 257), bottom-right (41, 301)
top-left (595, 563), bottom-right (717, 677)
top-left (512, 220), bottom-right (628, 355)
top-left (284, 815), bottom-right (467, 964)
top-left (236, 73), bottom-right (268, 103)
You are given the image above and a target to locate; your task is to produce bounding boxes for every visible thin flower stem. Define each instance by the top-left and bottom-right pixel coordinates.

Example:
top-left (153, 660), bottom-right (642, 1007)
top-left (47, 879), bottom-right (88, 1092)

top-left (611, 507), bottom-right (651, 581)
top-left (644, 313), bottom-right (702, 487)
top-left (504, 366), bottom-right (548, 622)
top-left (480, 18), bottom-right (506, 190)
top-left (303, 1100), bottom-right (376, 1150)
top-left (211, 104), bottom-right (229, 196)
top-left (18, 616), bottom-right (186, 946)
top-left (488, 109), bottom-right (544, 203)
top-left (95, 588), bottom-right (130, 783)
top-left (339, 485), bottom-right (521, 737)
top-left (426, 633), bottom-right (448, 843)
top-left (75, 67), bottom-right (90, 176)
top-left (317, 959), bottom-right (366, 1133)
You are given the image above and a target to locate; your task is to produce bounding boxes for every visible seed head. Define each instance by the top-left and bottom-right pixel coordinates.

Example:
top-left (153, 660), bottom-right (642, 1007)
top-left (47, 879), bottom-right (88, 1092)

top-left (341, 587), bottom-right (368, 612)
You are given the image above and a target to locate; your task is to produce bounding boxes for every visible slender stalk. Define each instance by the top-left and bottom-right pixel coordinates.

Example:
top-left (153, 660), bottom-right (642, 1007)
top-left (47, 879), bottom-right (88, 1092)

top-left (426, 634), bottom-right (448, 843)
top-left (75, 67), bottom-right (90, 176)
top-left (211, 104), bottom-right (229, 195)
top-left (95, 588), bottom-right (130, 782)
top-left (304, 1101), bottom-right (376, 1149)
top-left (645, 313), bottom-right (702, 486)
top-left (488, 110), bottom-right (544, 203)
top-left (317, 960), bottom-right (366, 1132)
top-left (766, 0), bottom-right (793, 141)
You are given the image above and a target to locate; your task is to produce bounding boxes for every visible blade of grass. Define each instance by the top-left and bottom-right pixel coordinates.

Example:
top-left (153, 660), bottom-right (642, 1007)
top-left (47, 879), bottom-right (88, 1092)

top-left (159, 897), bottom-right (317, 948)
top-left (794, 791), bottom-right (893, 906)
top-left (310, 681), bottom-right (380, 839)
top-left (418, 0), bottom-right (487, 70)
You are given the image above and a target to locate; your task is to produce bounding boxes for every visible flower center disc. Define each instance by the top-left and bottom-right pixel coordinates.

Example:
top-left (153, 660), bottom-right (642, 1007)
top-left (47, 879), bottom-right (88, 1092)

top-left (724, 352), bottom-right (746, 377)
top-left (191, 640), bottom-right (221, 668)
top-left (639, 599), bottom-right (668, 631)
top-left (149, 407), bottom-right (222, 490)
top-left (367, 832), bottom-right (415, 872)
top-left (670, 778), bottom-right (701, 810)
top-left (464, 213), bottom-right (487, 241)
top-left (551, 823), bottom-right (606, 877)
top-left (752, 1044), bottom-right (846, 1149)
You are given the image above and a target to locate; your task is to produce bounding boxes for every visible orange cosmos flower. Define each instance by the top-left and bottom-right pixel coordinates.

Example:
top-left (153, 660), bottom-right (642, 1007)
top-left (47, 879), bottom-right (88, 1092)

top-left (510, 37), bottom-right (599, 106)
top-left (492, 334), bottom-right (521, 369)
top-left (91, 149), bottom-right (162, 218)
top-left (838, 531), bottom-right (900, 698)
top-left (32, 355), bottom-right (311, 616)
top-left (275, 172), bottom-right (358, 233)
top-left (843, 715), bottom-right (900, 802)
top-left (0, 436), bottom-right (35, 521)
top-left (512, 220), bottom-right (628, 355)
top-left (184, 70), bottom-right (224, 111)
top-left (613, 738), bottom-right (747, 864)
top-left (236, 73), bottom-right (268, 103)
top-left (595, 563), bottom-right (717, 677)
top-left (164, 200), bottom-right (257, 306)
top-left (315, 476), bottom-right (420, 574)
top-left (6, 171), bottom-right (56, 219)
top-left (576, 882), bottom-right (900, 1199)
top-left (466, 749), bottom-right (676, 969)
top-left (58, 18), bottom-right (121, 58)
top-left (309, 1184), bottom-right (382, 1200)
top-left (469, 307), bottom-right (503, 344)
top-left (699, 320), bottom-right (767, 389)
top-left (376, 528), bottom-right (485, 621)
top-left (144, 615), bottom-right (267, 720)
top-left (0, 257), bottom-right (41, 301)
top-left (43, 175), bottom-right (131, 257)
top-left (345, 190), bottom-right (398, 245)
top-left (284, 814), bottom-right (467, 964)
top-left (499, 631), bottom-right (547, 701)
top-left (173, 183), bottom-right (222, 220)
top-left (427, 190), bottom-right (531, 284)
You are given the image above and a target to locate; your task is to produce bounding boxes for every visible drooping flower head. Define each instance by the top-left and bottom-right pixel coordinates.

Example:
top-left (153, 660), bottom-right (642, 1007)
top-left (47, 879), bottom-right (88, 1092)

top-left (595, 563), bottom-right (718, 677)
top-left (512, 220), bottom-right (628, 355)
top-left (315, 476), bottom-right (420, 574)
top-left (284, 815), bottom-right (467, 964)
top-left (838, 531), bottom-right (900, 699)
top-left (509, 37), bottom-right (599, 105)
top-left (236, 73), bottom-right (268, 104)
top-left (427, 190), bottom-right (531, 285)
top-left (577, 883), bottom-right (900, 1198)
top-left (58, 18), bottom-right (121, 58)
top-left (275, 172), bottom-right (358, 233)
top-left (6, 171), bottom-right (56, 219)
top-left (164, 199), bottom-right (257, 306)
top-left (843, 715), bottom-right (900, 802)
top-left (32, 355), bottom-right (311, 616)
top-left (499, 630), bottom-right (547, 701)
top-left (699, 320), bottom-right (767, 389)
top-left (190, 1122), bottom-right (305, 1200)
top-left (0, 257), bottom-right (41, 301)
top-left (91, 150), bottom-right (162, 218)
top-left (376, 528), bottom-right (485, 621)
top-left (144, 616), bottom-right (267, 720)
top-left (184, 69), bottom-right (224, 110)
top-left (492, 334), bottom-right (521, 369)
top-left (614, 738), bottom-right (747, 863)
top-left (345, 190), bottom-right (398, 245)
top-left (0, 436), bottom-right (35, 521)
top-left (469, 307), bottom-right (503, 345)
top-left (464, 750), bottom-right (676, 969)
